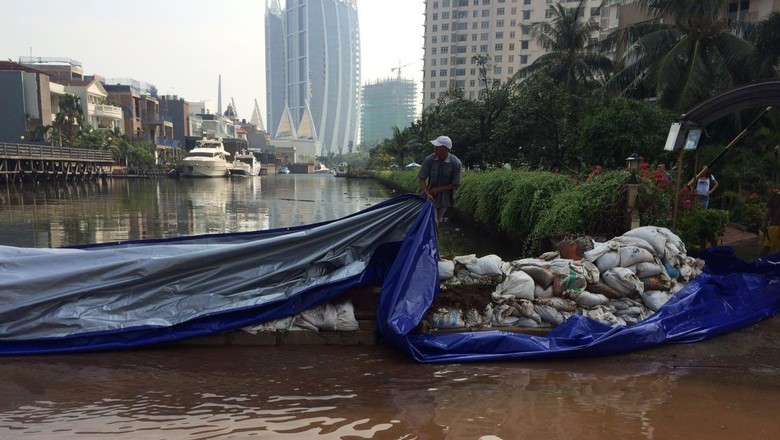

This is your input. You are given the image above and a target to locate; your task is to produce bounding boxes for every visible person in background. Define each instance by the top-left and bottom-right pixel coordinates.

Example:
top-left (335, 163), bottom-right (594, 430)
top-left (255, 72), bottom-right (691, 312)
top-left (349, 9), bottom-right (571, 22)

top-left (761, 188), bottom-right (780, 257)
top-left (687, 167), bottom-right (718, 208)
top-left (417, 135), bottom-right (463, 224)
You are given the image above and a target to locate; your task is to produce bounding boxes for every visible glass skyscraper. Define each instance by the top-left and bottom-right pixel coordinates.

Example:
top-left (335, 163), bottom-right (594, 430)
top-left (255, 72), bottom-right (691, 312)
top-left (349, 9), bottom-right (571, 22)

top-left (265, 0), bottom-right (361, 155)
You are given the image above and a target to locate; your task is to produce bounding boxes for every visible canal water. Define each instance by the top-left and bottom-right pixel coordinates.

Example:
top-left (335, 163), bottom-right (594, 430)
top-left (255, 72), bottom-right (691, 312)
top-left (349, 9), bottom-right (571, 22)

top-left (1, 175), bottom-right (778, 439)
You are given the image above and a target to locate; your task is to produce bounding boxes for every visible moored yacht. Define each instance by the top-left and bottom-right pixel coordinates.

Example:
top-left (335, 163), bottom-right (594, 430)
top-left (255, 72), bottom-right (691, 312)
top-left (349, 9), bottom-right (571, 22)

top-left (181, 138), bottom-right (231, 177)
top-left (229, 150), bottom-right (260, 177)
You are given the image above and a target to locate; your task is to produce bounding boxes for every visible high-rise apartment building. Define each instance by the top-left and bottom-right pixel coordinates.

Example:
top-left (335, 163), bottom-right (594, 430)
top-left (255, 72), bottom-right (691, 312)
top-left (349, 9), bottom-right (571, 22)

top-left (422, 0), bottom-right (604, 108)
top-left (423, 0), bottom-right (779, 110)
top-left (360, 77), bottom-right (417, 147)
top-left (265, 0), bottom-right (361, 156)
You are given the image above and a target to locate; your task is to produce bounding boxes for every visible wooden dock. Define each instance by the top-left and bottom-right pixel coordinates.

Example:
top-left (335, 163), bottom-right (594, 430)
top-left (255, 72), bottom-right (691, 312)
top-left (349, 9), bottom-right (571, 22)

top-left (0, 142), bottom-right (114, 184)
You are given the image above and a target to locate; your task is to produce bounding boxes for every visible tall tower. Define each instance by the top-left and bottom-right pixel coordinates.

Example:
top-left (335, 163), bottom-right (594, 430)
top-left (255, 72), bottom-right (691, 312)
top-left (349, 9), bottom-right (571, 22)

top-left (265, 0), bottom-right (361, 155)
top-left (361, 77), bottom-right (417, 147)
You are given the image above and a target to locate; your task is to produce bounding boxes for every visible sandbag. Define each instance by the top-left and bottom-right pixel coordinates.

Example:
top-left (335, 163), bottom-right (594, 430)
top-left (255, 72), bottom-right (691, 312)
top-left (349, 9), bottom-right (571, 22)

top-left (595, 250), bottom-right (620, 273)
top-left (438, 259), bottom-right (455, 281)
top-left (642, 274), bottom-right (672, 291)
top-left (534, 284), bottom-right (553, 299)
top-left (453, 254), bottom-right (477, 266)
top-left (429, 308), bottom-right (465, 329)
top-left (578, 259), bottom-right (600, 283)
top-left (295, 302), bottom-right (356, 331)
top-left (619, 245), bottom-right (655, 267)
top-left (569, 290), bottom-right (610, 308)
top-left (602, 267), bottom-right (644, 296)
top-left (537, 251), bottom-right (559, 261)
top-left (550, 260), bottom-right (588, 295)
top-left (465, 254), bottom-right (503, 276)
top-left (512, 298), bottom-right (542, 324)
top-left (584, 240), bottom-right (611, 262)
top-left (534, 304), bottom-right (565, 326)
top-left (612, 236), bottom-right (658, 256)
top-left (586, 281), bottom-right (623, 299)
top-left (535, 297), bottom-right (577, 313)
top-left (623, 227), bottom-right (668, 256)
top-left (494, 270), bottom-right (535, 300)
top-left (629, 261), bottom-right (664, 278)
top-left (520, 265), bottom-right (555, 288)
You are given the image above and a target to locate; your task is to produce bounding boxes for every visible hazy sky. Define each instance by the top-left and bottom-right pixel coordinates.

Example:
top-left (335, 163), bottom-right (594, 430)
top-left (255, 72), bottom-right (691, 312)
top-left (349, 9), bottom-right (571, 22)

top-left (0, 0), bottom-right (425, 126)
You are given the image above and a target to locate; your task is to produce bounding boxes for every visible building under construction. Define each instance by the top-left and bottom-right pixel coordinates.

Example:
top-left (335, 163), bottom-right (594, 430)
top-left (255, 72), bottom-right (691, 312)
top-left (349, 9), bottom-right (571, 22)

top-left (360, 77), bottom-right (417, 148)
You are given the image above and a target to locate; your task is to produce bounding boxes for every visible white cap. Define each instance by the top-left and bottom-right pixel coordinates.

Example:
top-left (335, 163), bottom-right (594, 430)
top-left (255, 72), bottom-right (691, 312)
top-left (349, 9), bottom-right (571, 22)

top-left (430, 135), bottom-right (452, 150)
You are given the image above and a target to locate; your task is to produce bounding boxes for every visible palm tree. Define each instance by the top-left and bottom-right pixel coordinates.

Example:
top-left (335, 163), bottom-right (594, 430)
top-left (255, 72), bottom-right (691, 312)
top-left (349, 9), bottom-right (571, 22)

top-left (384, 126), bottom-right (413, 167)
top-left (738, 11), bottom-right (780, 80)
top-left (54, 94), bottom-right (84, 147)
top-left (517, 0), bottom-right (614, 93)
top-left (605, 0), bottom-right (756, 112)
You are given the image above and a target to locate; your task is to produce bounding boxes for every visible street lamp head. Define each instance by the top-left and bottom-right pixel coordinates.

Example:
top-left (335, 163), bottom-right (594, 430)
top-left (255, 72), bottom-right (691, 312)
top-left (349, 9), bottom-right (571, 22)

top-left (625, 153), bottom-right (641, 184)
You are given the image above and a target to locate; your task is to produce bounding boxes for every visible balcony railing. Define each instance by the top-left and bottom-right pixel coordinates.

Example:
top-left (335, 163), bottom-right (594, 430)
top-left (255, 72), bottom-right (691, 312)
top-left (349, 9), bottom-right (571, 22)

top-left (91, 104), bottom-right (123, 119)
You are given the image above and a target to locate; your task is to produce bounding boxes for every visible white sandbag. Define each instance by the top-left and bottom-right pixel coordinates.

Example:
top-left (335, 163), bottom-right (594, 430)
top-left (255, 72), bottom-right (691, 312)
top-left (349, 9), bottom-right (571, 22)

top-left (584, 240), bottom-right (611, 262)
top-left (294, 301), bottom-right (358, 331)
top-left (520, 265), bottom-right (555, 288)
top-left (577, 259), bottom-right (600, 284)
top-left (429, 308), bottom-right (465, 329)
top-left (512, 298), bottom-right (542, 324)
top-left (623, 227), bottom-right (668, 256)
top-left (612, 236), bottom-right (658, 255)
top-left (629, 261), bottom-right (664, 278)
top-left (602, 267), bottom-right (644, 295)
top-left (464, 308), bottom-right (484, 327)
top-left (614, 306), bottom-right (644, 317)
top-left (657, 227), bottom-right (686, 254)
top-left (538, 251), bottom-right (559, 261)
top-left (453, 254), bottom-right (477, 265)
top-left (456, 269), bottom-right (502, 286)
top-left (640, 290), bottom-right (672, 312)
top-left (536, 297), bottom-right (577, 313)
top-left (595, 250), bottom-right (620, 272)
top-left (438, 259), bottom-right (455, 281)
top-left (569, 290), bottom-right (609, 307)
top-left (494, 270), bottom-right (535, 300)
top-left (465, 254), bottom-right (504, 276)
top-left (534, 284), bottom-right (553, 299)
top-left (511, 258), bottom-right (550, 270)
top-left (585, 306), bottom-right (627, 327)
top-left (500, 261), bottom-right (514, 276)
top-left (534, 304), bottom-right (565, 326)
top-left (619, 245), bottom-right (655, 267)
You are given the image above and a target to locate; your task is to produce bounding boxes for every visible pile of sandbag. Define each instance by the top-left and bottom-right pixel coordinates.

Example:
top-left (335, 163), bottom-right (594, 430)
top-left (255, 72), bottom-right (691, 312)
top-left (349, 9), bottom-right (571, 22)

top-left (429, 226), bottom-right (704, 330)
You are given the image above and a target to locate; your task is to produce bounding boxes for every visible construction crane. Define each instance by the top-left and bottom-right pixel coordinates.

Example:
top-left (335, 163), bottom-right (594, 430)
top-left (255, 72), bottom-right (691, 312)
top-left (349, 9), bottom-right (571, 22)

top-left (391, 59), bottom-right (420, 79)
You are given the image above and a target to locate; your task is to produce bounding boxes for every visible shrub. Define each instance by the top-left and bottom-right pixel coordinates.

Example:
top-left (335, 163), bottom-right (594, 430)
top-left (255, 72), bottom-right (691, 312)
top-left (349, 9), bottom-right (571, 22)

top-left (676, 208), bottom-right (730, 250)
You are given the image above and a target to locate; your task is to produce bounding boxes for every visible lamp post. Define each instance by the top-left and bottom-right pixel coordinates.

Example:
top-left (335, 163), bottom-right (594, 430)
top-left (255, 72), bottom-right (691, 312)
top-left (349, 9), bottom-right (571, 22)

top-left (625, 153), bottom-right (641, 230)
top-left (626, 153), bottom-right (641, 184)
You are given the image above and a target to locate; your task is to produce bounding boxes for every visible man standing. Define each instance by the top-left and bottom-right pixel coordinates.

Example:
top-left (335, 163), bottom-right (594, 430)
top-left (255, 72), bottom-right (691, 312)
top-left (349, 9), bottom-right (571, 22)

top-left (417, 135), bottom-right (462, 224)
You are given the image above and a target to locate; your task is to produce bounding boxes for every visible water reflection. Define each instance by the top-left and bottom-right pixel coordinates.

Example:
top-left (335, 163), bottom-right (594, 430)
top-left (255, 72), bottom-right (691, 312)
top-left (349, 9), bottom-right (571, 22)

top-left (0, 175), bottom-right (392, 248)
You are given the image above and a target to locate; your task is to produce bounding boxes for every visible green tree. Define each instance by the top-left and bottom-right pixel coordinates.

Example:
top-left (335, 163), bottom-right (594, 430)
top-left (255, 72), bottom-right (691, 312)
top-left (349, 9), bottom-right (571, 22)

top-left (517, 0), bottom-right (613, 93)
top-left (738, 11), bottom-right (780, 80)
top-left (54, 94), bottom-right (85, 147)
top-left (605, 0), bottom-right (755, 111)
top-left (577, 97), bottom-right (675, 168)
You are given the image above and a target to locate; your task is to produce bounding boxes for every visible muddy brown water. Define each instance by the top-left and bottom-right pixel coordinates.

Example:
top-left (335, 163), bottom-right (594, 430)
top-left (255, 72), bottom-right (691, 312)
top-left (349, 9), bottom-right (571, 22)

top-left (1, 177), bottom-right (779, 438)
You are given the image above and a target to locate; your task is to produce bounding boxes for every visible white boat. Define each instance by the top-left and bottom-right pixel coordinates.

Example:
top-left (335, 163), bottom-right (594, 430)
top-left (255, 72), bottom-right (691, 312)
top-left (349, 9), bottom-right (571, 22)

top-left (181, 139), bottom-right (231, 177)
top-left (229, 150), bottom-right (260, 177)
top-left (313, 163), bottom-right (331, 174)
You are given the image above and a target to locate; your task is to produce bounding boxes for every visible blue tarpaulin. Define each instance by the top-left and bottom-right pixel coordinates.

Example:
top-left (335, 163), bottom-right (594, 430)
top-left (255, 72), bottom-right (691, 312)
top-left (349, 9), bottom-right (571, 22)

top-left (1, 194), bottom-right (779, 361)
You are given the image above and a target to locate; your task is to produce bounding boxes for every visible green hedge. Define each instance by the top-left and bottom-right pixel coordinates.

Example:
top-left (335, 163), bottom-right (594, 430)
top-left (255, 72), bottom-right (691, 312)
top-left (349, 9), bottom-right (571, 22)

top-left (373, 169), bottom-right (704, 257)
